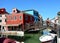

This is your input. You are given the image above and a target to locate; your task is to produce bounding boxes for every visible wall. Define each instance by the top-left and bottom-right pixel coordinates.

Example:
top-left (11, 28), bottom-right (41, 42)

top-left (0, 14), bottom-right (6, 25)
top-left (24, 14), bottom-right (34, 24)
top-left (6, 13), bottom-right (24, 25)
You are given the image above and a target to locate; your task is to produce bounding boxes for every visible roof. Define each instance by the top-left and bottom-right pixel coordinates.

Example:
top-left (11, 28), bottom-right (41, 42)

top-left (22, 9), bottom-right (38, 12)
top-left (0, 8), bottom-right (9, 14)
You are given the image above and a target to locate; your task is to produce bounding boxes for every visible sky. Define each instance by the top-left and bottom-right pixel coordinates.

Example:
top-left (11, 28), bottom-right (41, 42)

top-left (0, 0), bottom-right (60, 20)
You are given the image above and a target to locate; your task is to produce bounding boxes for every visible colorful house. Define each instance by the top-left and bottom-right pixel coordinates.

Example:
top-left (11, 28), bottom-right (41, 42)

top-left (0, 8), bottom-right (8, 31)
top-left (5, 8), bottom-right (34, 31)
top-left (23, 10), bottom-right (40, 22)
top-left (23, 10), bottom-right (43, 30)
top-left (0, 8), bottom-right (43, 32)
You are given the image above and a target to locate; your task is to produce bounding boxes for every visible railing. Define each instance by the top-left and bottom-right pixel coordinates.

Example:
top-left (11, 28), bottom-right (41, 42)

top-left (0, 31), bottom-right (24, 36)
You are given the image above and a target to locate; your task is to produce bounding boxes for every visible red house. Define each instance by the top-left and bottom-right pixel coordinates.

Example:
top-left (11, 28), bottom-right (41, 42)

top-left (6, 8), bottom-right (34, 31)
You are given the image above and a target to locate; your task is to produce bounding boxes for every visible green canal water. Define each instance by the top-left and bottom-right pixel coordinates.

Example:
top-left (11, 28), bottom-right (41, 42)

top-left (24, 31), bottom-right (42, 43)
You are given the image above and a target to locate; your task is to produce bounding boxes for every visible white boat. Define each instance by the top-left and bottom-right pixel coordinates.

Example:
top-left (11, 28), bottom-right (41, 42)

top-left (39, 33), bottom-right (56, 43)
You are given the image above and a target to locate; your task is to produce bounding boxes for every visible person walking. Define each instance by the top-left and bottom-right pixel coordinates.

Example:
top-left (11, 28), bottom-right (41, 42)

top-left (46, 18), bottom-right (51, 27)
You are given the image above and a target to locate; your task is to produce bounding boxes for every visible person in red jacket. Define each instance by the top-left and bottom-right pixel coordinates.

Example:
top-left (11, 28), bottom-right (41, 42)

top-left (3, 38), bottom-right (16, 43)
top-left (0, 37), bottom-right (16, 43)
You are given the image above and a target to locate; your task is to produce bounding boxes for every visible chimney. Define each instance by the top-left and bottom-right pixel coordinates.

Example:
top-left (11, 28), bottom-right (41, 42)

top-left (12, 8), bottom-right (20, 13)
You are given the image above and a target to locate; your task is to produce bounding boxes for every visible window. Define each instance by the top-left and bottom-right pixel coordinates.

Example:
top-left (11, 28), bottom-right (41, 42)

top-left (13, 10), bottom-right (15, 12)
top-left (10, 17), bottom-right (12, 20)
top-left (38, 19), bottom-right (40, 21)
top-left (34, 11), bottom-right (39, 17)
top-left (14, 16), bottom-right (16, 20)
top-left (25, 16), bottom-right (28, 20)
top-left (0, 20), bottom-right (2, 22)
top-left (5, 19), bottom-right (6, 22)
top-left (3, 26), bottom-right (4, 29)
top-left (30, 16), bottom-right (32, 21)
top-left (20, 16), bottom-right (22, 20)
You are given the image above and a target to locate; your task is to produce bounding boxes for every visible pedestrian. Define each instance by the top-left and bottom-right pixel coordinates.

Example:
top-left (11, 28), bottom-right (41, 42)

top-left (46, 18), bottom-right (51, 27)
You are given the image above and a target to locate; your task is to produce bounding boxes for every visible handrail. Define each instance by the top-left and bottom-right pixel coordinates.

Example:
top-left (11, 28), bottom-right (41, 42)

top-left (0, 31), bottom-right (24, 36)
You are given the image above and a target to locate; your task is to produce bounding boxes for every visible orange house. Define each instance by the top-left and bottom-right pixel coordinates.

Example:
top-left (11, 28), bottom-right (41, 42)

top-left (6, 8), bottom-right (34, 31)
top-left (6, 13), bottom-right (34, 31)
top-left (0, 8), bottom-right (34, 31)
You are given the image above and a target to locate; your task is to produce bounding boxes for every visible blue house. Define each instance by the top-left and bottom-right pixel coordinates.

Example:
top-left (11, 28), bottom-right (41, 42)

top-left (23, 9), bottom-right (40, 22)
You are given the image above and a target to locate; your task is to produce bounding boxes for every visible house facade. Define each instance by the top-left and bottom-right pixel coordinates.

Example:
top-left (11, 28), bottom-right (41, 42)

top-left (5, 8), bottom-right (34, 31)
top-left (0, 8), bottom-right (8, 31)
top-left (0, 8), bottom-right (43, 32)
top-left (23, 10), bottom-right (43, 30)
